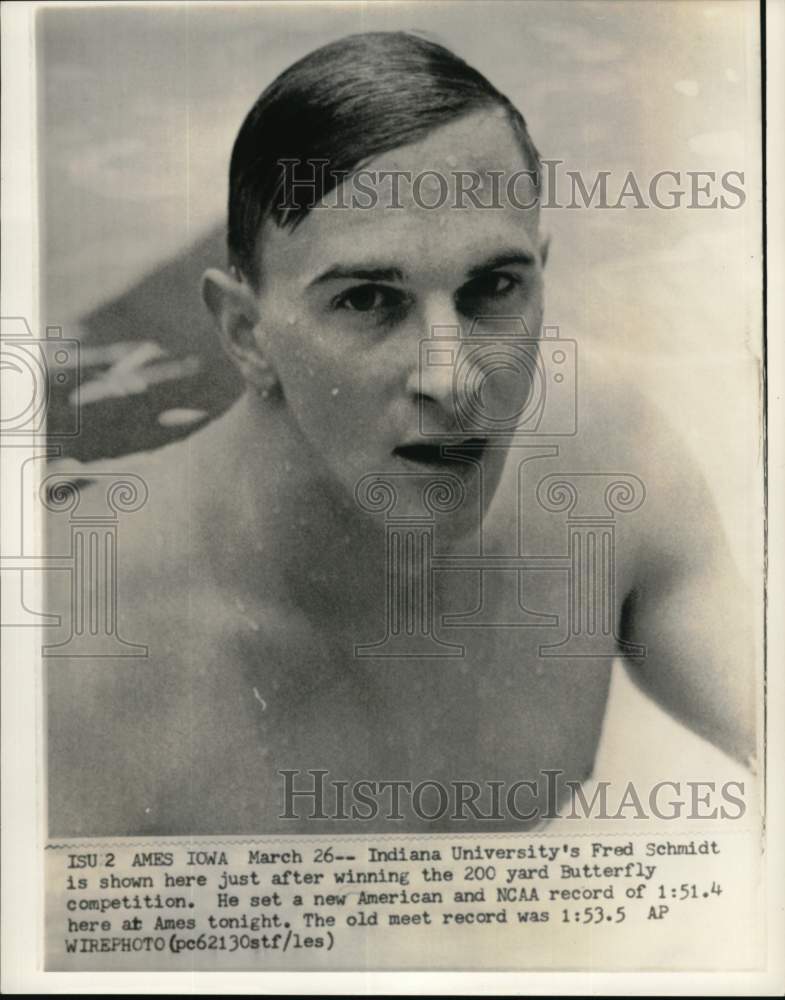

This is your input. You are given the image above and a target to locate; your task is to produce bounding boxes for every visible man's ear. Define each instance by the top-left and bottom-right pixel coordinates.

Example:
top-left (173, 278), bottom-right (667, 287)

top-left (201, 267), bottom-right (281, 398)
top-left (539, 232), bottom-right (551, 269)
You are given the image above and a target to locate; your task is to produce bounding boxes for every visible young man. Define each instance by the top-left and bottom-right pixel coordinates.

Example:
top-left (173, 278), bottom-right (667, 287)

top-left (47, 32), bottom-right (756, 836)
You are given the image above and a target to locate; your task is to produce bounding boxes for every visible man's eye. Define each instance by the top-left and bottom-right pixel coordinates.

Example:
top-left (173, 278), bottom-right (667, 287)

top-left (334, 285), bottom-right (401, 313)
top-left (458, 272), bottom-right (519, 303)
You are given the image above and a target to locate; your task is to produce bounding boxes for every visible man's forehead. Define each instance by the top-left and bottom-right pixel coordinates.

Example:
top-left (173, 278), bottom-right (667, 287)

top-left (258, 111), bottom-right (540, 286)
top-left (261, 208), bottom-right (539, 287)
top-left (361, 108), bottom-right (532, 177)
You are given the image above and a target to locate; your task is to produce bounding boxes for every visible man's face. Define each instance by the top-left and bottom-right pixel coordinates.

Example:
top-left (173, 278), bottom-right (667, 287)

top-left (254, 110), bottom-right (547, 529)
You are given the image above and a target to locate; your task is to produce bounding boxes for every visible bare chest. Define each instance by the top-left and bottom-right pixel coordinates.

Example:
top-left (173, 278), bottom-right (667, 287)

top-left (154, 567), bottom-right (616, 833)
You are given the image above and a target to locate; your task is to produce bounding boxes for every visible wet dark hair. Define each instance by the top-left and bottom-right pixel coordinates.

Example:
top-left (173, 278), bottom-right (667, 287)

top-left (227, 31), bottom-right (540, 283)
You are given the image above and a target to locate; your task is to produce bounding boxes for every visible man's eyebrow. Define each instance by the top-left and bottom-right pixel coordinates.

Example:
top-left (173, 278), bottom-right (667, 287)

top-left (466, 251), bottom-right (536, 278)
top-left (308, 264), bottom-right (407, 287)
top-left (306, 250), bottom-right (536, 288)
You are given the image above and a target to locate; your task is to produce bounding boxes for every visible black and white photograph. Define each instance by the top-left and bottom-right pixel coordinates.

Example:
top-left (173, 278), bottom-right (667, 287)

top-left (1, 0), bottom-right (782, 990)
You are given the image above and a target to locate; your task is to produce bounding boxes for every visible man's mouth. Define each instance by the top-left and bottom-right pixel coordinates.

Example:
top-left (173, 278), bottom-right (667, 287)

top-left (393, 438), bottom-right (488, 467)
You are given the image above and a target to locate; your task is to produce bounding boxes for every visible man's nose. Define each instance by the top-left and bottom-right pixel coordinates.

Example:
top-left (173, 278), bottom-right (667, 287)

top-left (405, 294), bottom-right (463, 418)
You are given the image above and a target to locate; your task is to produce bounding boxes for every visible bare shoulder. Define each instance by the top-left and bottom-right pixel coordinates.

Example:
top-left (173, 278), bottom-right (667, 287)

top-left (44, 438), bottom-right (210, 835)
top-left (488, 344), bottom-right (735, 627)
top-left (560, 347), bottom-right (691, 470)
top-left (559, 347), bottom-right (723, 571)
top-left (571, 352), bottom-right (757, 762)
top-left (42, 433), bottom-right (303, 835)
